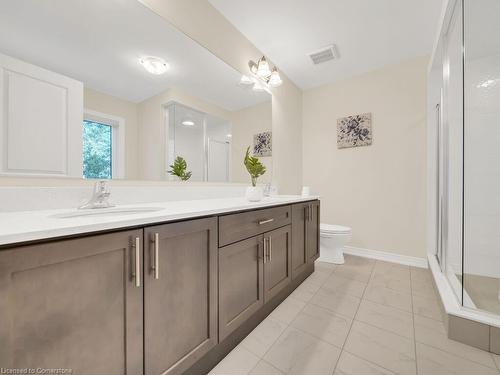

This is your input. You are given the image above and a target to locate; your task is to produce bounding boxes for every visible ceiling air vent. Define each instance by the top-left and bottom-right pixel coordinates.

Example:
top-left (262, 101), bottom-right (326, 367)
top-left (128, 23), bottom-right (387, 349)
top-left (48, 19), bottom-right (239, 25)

top-left (307, 44), bottom-right (339, 65)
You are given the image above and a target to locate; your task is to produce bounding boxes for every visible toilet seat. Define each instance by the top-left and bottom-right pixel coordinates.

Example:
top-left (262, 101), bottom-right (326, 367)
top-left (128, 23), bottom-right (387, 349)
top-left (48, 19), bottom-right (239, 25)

top-left (320, 224), bottom-right (351, 235)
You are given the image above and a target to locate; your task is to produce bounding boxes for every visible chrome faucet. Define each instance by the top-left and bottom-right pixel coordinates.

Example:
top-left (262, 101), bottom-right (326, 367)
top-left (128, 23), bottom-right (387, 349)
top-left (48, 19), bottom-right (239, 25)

top-left (79, 181), bottom-right (114, 209)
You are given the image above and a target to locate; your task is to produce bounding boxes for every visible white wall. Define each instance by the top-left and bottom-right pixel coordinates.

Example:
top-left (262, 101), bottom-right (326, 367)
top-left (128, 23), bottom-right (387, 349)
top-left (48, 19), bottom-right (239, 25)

top-left (303, 56), bottom-right (428, 259)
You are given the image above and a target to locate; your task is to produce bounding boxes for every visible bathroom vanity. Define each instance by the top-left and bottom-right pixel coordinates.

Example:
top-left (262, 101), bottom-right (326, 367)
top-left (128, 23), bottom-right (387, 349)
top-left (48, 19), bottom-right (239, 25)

top-left (0, 197), bottom-right (320, 375)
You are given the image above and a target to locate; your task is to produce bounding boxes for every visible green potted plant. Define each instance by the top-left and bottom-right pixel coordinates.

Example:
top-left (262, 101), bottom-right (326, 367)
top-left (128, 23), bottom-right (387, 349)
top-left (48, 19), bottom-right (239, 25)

top-left (244, 146), bottom-right (266, 201)
top-left (168, 156), bottom-right (192, 181)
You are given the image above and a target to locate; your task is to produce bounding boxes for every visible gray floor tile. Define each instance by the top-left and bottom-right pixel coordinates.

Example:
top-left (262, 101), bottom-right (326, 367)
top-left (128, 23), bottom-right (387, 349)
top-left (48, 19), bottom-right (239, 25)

top-left (416, 342), bottom-right (499, 375)
top-left (241, 316), bottom-right (288, 357)
top-left (369, 272), bottom-right (412, 294)
top-left (210, 346), bottom-right (260, 375)
top-left (364, 284), bottom-right (412, 312)
top-left (355, 299), bottom-right (414, 338)
top-left (249, 360), bottom-right (285, 375)
top-left (344, 321), bottom-right (416, 375)
top-left (270, 296), bottom-right (306, 324)
top-left (322, 273), bottom-right (367, 298)
top-left (291, 303), bottom-right (352, 348)
top-left (334, 351), bottom-right (397, 375)
top-left (264, 327), bottom-right (341, 375)
top-left (413, 314), bottom-right (497, 369)
top-left (310, 287), bottom-right (361, 318)
top-left (412, 294), bottom-right (442, 321)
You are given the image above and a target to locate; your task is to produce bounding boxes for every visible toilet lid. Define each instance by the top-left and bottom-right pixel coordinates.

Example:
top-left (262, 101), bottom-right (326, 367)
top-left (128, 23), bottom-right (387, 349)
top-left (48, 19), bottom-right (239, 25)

top-left (320, 224), bottom-right (351, 234)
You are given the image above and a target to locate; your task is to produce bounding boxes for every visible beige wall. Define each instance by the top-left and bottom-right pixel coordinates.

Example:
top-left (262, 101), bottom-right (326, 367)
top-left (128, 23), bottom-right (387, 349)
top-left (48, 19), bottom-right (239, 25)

top-left (303, 56), bottom-right (428, 258)
top-left (140, 0), bottom-right (303, 194)
top-left (84, 88), bottom-right (140, 179)
top-left (230, 102), bottom-right (272, 184)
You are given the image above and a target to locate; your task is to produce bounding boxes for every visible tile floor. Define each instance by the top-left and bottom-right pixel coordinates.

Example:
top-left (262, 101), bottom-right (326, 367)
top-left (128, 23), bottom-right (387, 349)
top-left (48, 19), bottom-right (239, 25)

top-left (209, 255), bottom-right (500, 375)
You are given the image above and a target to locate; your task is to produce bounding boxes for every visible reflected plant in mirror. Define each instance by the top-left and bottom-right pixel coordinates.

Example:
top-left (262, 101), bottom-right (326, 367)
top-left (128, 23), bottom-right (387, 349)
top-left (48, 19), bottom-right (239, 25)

top-left (168, 156), bottom-right (192, 181)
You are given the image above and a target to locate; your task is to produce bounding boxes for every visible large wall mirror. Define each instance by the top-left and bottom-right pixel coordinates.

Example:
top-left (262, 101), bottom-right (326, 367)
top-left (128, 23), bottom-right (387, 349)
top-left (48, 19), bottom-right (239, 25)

top-left (0, 0), bottom-right (272, 183)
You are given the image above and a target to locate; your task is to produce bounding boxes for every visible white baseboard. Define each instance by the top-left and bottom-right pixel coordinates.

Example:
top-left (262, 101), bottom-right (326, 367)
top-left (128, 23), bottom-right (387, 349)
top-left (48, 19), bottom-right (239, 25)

top-left (343, 246), bottom-right (428, 268)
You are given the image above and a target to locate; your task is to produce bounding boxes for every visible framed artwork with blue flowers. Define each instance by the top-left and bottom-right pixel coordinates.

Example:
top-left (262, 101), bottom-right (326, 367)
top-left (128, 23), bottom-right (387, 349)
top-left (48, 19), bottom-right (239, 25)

top-left (337, 113), bottom-right (372, 149)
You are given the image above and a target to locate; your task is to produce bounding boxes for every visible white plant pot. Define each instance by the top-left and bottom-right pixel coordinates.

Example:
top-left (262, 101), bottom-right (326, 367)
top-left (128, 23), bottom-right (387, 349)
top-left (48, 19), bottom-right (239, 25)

top-left (245, 186), bottom-right (263, 202)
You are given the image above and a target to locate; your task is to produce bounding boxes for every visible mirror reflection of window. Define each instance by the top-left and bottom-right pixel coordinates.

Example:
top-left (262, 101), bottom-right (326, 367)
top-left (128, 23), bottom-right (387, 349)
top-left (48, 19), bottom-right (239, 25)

top-left (82, 120), bottom-right (113, 179)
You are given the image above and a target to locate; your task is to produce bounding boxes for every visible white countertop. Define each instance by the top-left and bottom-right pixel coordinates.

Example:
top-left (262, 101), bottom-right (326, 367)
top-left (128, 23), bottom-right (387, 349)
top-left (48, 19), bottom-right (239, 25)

top-left (0, 195), bottom-right (319, 246)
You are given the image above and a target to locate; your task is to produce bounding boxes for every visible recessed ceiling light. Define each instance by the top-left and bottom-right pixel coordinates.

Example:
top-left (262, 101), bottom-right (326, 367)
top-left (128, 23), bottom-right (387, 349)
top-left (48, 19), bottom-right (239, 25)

top-left (181, 120), bottom-right (195, 126)
top-left (226, 134), bottom-right (232, 138)
top-left (140, 56), bottom-right (169, 75)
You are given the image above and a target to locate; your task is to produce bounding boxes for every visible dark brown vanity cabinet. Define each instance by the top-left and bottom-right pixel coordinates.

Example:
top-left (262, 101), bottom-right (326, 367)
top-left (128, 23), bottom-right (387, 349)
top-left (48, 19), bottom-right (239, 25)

top-left (218, 206), bottom-right (294, 340)
top-left (0, 200), bottom-right (319, 375)
top-left (263, 225), bottom-right (292, 301)
top-left (144, 217), bottom-right (218, 375)
top-left (291, 201), bottom-right (320, 279)
top-left (0, 229), bottom-right (144, 374)
top-left (218, 235), bottom-right (264, 341)
top-left (306, 201), bottom-right (321, 263)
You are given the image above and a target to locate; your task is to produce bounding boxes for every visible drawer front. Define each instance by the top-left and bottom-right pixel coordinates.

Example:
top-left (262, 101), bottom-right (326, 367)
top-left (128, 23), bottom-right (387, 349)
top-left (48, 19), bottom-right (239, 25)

top-left (219, 205), bottom-right (291, 247)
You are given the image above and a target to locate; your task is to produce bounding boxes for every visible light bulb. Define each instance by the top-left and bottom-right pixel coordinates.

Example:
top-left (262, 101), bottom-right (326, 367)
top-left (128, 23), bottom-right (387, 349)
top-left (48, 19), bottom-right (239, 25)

top-left (140, 56), bottom-right (169, 75)
top-left (269, 68), bottom-right (283, 87)
top-left (239, 75), bottom-right (254, 86)
top-left (252, 81), bottom-right (265, 92)
top-left (256, 56), bottom-right (271, 78)
top-left (181, 120), bottom-right (195, 126)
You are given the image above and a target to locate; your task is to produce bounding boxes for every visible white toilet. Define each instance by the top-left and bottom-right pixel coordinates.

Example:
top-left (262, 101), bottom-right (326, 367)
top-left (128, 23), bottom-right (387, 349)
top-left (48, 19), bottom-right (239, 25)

top-left (319, 224), bottom-right (352, 264)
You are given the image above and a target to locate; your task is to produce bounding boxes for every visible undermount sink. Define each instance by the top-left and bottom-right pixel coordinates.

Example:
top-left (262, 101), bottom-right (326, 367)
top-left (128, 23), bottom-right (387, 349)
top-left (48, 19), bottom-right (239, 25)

top-left (52, 206), bottom-right (165, 219)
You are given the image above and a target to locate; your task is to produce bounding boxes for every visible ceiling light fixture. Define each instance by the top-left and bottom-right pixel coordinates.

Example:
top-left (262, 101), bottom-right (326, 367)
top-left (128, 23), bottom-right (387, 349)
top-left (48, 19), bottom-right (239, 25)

top-left (252, 81), bottom-right (265, 92)
top-left (181, 120), bottom-right (195, 126)
top-left (247, 55), bottom-right (283, 88)
top-left (140, 56), bottom-right (169, 75)
top-left (239, 75), bottom-right (254, 86)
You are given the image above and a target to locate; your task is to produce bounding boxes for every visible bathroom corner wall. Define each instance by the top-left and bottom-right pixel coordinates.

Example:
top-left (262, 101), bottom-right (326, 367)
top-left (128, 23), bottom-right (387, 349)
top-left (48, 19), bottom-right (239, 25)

top-left (139, 0), bottom-right (303, 194)
top-left (303, 56), bottom-right (428, 259)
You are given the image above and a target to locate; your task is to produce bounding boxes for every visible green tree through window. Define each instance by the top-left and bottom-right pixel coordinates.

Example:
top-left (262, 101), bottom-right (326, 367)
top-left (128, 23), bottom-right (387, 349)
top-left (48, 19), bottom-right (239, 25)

top-left (83, 120), bottom-right (112, 179)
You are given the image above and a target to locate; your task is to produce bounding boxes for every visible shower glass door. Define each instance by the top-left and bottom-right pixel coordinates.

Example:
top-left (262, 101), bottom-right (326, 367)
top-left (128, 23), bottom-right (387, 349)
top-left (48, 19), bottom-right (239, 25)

top-left (463, 0), bottom-right (500, 314)
top-left (443, 0), bottom-right (464, 304)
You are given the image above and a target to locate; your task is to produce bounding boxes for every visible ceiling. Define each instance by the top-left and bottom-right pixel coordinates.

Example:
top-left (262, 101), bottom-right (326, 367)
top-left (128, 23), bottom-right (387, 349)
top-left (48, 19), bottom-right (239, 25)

top-left (0, 0), bottom-right (270, 110)
top-left (209, 0), bottom-right (444, 90)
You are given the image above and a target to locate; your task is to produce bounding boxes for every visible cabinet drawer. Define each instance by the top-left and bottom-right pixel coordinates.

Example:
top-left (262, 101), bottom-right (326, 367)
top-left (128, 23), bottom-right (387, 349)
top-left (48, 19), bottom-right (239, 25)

top-left (219, 205), bottom-right (291, 247)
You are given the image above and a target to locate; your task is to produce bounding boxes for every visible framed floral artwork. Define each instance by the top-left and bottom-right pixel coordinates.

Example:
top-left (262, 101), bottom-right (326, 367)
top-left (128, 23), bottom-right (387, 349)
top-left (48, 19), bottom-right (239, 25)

top-left (337, 113), bottom-right (372, 149)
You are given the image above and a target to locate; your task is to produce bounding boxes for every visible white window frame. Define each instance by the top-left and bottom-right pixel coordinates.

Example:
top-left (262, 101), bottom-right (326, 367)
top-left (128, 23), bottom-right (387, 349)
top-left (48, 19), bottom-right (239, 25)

top-left (83, 109), bottom-right (125, 179)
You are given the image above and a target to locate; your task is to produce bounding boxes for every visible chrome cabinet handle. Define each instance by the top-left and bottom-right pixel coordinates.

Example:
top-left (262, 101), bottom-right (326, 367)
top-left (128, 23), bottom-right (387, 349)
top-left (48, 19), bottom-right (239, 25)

top-left (263, 238), bottom-right (268, 264)
top-left (152, 233), bottom-right (159, 280)
top-left (133, 237), bottom-right (141, 288)
top-left (258, 218), bottom-right (274, 225)
top-left (269, 236), bottom-right (272, 262)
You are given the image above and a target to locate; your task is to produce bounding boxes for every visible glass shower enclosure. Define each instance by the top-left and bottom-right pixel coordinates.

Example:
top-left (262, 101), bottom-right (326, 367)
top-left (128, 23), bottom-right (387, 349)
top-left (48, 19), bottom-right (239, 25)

top-left (431, 0), bottom-right (500, 316)
top-left (166, 102), bottom-right (232, 182)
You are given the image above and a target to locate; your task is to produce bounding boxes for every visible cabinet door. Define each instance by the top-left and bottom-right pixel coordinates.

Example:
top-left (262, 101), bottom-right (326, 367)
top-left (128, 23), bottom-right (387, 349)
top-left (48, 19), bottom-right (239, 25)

top-left (144, 217), bottom-right (218, 375)
top-left (291, 203), bottom-right (309, 279)
top-left (307, 201), bottom-right (321, 263)
top-left (0, 230), bottom-right (144, 374)
top-left (264, 225), bottom-right (292, 301)
top-left (219, 235), bottom-right (264, 341)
